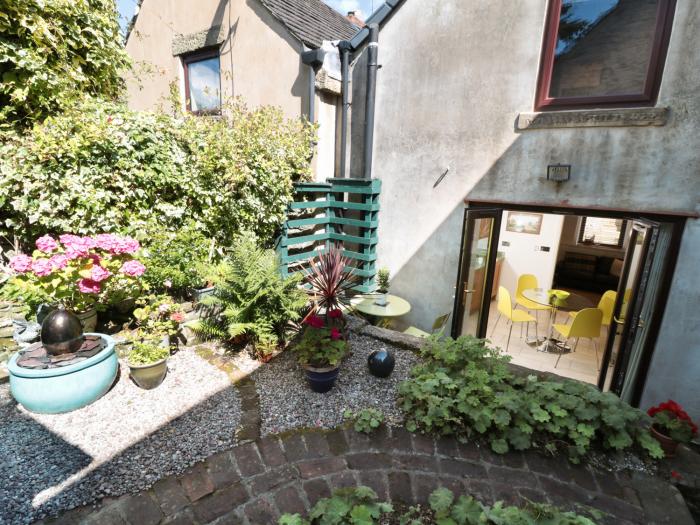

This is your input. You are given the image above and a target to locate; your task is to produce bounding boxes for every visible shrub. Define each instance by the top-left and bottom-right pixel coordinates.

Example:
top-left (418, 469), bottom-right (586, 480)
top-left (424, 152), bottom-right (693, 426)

top-left (0, 0), bottom-right (130, 129)
top-left (128, 341), bottom-right (169, 366)
top-left (192, 234), bottom-right (307, 355)
top-left (398, 336), bottom-right (664, 462)
top-left (139, 221), bottom-right (215, 295)
top-left (0, 99), bottom-right (315, 251)
top-left (344, 408), bottom-right (384, 434)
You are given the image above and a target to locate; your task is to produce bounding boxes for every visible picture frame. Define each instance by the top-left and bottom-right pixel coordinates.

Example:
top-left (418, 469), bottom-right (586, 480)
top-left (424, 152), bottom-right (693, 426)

top-left (505, 211), bottom-right (543, 235)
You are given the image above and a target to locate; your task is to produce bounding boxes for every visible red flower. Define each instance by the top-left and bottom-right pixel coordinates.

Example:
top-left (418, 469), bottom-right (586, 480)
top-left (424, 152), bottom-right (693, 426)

top-left (648, 400), bottom-right (697, 434)
top-left (305, 315), bottom-right (324, 329)
top-left (671, 470), bottom-right (683, 480)
top-left (328, 309), bottom-right (343, 320)
top-left (330, 328), bottom-right (342, 341)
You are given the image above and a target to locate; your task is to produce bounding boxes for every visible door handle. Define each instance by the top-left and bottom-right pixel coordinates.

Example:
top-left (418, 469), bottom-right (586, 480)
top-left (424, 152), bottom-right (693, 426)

top-left (613, 316), bottom-right (626, 324)
top-left (463, 288), bottom-right (475, 305)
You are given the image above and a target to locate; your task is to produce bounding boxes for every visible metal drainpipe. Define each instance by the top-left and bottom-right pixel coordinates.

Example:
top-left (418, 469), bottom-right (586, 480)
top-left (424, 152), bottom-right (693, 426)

top-left (338, 40), bottom-right (352, 179)
top-left (363, 24), bottom-right (379, 180)
top-left (301, 48), bottom-right (325, 123)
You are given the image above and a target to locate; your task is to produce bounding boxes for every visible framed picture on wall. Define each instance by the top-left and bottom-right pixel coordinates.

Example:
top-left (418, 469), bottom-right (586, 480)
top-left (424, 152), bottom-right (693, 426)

top-left (506, 212), bottom-right (543, 235)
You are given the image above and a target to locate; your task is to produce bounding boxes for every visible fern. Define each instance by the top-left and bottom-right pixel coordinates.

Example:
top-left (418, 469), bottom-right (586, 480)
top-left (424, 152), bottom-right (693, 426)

top-left (193, 233), bottom-right (307, 354)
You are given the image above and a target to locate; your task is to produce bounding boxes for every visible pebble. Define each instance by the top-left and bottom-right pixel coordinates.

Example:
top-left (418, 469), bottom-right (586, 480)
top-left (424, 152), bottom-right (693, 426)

top-left (253, 332), bottom-right (419, 435)
top-left (0, 348), bottom-right (241, 525)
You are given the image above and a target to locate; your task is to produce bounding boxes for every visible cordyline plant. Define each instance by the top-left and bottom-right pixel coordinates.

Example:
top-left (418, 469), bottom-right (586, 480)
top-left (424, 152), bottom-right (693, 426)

top-left (305, 246), bottom-right (358, 312)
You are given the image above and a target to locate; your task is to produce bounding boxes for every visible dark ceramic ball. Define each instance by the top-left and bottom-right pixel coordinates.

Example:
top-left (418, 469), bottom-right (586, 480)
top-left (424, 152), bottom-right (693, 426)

top-left (41, 309), bottom-right (84, 356)
top-left (367, 349), bottom-right (395, 378)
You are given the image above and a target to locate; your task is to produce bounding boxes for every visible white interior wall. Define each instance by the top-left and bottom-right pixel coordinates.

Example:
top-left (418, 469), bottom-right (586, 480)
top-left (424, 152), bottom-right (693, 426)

top-left (497, 212), bottom-right (564, 296)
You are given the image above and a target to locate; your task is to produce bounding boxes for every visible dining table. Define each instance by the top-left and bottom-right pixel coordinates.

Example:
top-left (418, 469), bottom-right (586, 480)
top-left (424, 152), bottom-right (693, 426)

top-left (521, 288), bottom-right (594, 353)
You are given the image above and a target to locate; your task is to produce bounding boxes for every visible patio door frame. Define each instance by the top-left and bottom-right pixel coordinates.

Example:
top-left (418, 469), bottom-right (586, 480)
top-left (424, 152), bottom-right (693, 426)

top-left (462, 200), bottom-right (685, 406)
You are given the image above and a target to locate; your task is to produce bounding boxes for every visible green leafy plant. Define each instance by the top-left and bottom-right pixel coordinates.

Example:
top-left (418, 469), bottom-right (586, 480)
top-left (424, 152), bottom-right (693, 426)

top-left (376, 268), bottom-right (390, 294)
top-left (398, 335), bottom-right (664, 462)
top-left (0, 99), bottom-right (315, 251)
top-left (344, 408), bottom-right (384, 434)
top-left (294, 312), bottom-right (348, 368)
top-left (139, 221), bottom-right (216, 295)
top-left (128, 341), bottom-right (170, 366)
top-left (0, 0), bottom-right (130, 129)
top-left (192, 233), bottom-right (307, 356)
top-left (133, 294), bottom-right (185, 337)
top-left (279, 486), bottom-right (393, 525)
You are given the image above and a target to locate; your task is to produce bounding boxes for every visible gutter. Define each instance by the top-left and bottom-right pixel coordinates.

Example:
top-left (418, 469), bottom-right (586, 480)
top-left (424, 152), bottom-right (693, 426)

top-left (301, 48), bottom-right (325, 123)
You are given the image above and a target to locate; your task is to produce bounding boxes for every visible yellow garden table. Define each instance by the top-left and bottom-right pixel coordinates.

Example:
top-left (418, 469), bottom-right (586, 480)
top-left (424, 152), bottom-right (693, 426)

top-left (351, 294), bottom-right (411, 326)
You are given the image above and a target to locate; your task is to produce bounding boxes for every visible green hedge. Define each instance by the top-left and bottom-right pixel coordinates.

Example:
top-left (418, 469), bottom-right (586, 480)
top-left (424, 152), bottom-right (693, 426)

top-left (0, 98), bottom-right (316, 250)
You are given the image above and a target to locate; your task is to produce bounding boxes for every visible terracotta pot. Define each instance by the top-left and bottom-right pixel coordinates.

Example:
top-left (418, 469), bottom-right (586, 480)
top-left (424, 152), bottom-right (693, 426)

top-left (650, 425), bottom-right (679, 458)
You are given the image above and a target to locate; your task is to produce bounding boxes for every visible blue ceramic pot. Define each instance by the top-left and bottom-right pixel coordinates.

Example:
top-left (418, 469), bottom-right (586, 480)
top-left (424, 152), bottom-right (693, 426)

top-left (8, 334), bottom-right (117, 414)
top-left (304, 365), bottom-right (339, 393)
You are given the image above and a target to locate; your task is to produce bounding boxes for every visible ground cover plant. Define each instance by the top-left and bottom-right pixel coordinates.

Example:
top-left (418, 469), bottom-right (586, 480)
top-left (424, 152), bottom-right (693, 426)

top-left (398, 335), bottom-right (664, 462)
top-left (278, 486), bottom-right (600, 524)
top-left (344, 408), bottom-right (384, 434)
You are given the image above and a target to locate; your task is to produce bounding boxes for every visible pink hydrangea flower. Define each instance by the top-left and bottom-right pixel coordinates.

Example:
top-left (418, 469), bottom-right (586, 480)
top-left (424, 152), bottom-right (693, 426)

top-left (91, 265), bottom-right (112, 282)
top-left (60, 234), bottom-right (93, 259)
top-left (9, 254), bottom-right (33, 273)
top-left (49, 254), bottom-right (68, 270)
top-left (113, 236), bottom-right (140, 255)
top-left (31, 258), bottom-right (54, 277)
top-left (88, 253), bottom-right (101, 264)
top-left (35, 235), bottom-right (59, 253)
top-left (77, 278), bottom-right (101, 294)
top-left (120, 260), bottom-right (146, 277)
top-left (94, 233), bottom-right (119, 252)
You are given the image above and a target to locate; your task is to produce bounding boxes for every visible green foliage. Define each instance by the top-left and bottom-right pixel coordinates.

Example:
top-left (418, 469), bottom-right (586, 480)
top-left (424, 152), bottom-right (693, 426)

top-left (294, 325), bottom-right (348, 368)
top-left (192, 234), bottom-right (306, 354)
top-left (139, 221), bottom-right (215, 294)
top-left (0, 0), bottom-right (130, 128)
top-left (376, 268), bottom-right (390, 293)
top-left (279, 486), bottom-right (393, 525)
top-left (344, 408), bottom-right (384, 434)
top-left (133, 294), bottom-right (184, 337)
top-left (650, 410), bottom-right (695, 443)
top-left (398, 336), bottom-right (664, 462)
top-left (128, 341), bottom-right (169, 366)
top-left (0, 99), bottom-right (315, 251)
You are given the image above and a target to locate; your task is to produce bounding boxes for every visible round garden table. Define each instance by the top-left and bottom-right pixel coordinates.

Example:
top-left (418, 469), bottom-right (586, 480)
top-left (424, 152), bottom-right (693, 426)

top-left (351, 294), bottom-right (411, 325)
top-left (521, 288), bottom-right (593, 353)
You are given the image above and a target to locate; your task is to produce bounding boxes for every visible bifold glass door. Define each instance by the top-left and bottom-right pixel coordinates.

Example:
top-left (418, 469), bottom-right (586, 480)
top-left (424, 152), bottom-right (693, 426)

top-left (452, 208), bottom-right (502, 338)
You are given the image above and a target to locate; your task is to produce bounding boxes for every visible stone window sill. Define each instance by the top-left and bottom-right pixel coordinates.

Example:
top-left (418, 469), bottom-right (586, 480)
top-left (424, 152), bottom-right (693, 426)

top-left (516, 107), bottom-right (669, 131)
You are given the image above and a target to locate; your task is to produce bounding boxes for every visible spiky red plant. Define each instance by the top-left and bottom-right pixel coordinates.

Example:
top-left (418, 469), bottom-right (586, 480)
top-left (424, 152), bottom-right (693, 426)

top-left (306, 246), bottom-right (357, 312)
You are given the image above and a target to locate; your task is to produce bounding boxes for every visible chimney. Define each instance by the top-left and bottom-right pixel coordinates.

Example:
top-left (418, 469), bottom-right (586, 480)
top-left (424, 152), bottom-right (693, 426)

top-left (346, 10), bottom-right (365, 27)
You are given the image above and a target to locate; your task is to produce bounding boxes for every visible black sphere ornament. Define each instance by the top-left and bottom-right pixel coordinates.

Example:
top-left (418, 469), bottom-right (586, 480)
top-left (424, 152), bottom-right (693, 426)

top-left (367, 349), bottom-right (395, 378)
top-left (41, 309), bottom-right (84, 356)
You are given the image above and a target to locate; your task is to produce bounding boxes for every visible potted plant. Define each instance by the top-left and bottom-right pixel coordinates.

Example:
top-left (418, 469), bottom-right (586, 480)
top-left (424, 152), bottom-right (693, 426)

top-left (647, 400), bottom-right (698, 457)
top-left (295, 311), bottom-right (348, 392)
top-left (375, 267), bottom-right (390, 306)
top-left (6, 234), bottom-right (146, 331)
top-left (133, 294), bottom-right (185, 348)
top-left (127, 340), bottom-right (170, 389)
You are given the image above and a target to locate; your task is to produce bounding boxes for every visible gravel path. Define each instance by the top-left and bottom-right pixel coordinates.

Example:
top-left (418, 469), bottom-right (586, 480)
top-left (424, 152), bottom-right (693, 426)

top-left (0, 348), bottom-right (241, 525)
top-left (253, 332), bottom-right (419, 435)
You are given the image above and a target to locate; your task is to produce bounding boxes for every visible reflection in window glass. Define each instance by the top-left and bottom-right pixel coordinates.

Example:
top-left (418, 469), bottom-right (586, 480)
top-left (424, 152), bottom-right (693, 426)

top-left (187, 56), bottom-right (221, 112)
top-left (550, 0), bottom-right (660, 98)
top-left (579, 217), bottom-right (627, 247)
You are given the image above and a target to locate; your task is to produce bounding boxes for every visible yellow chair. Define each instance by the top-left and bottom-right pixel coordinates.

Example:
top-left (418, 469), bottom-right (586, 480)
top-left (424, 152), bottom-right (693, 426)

top-left (516, 274), bottom-right (551, 317)
top-left (491, 287), bottom-right (537, 353)
top-left (404, 313), bottom-right (450, 338)
top-left (569, 290), bottom-right (616, 327)
top-left (553, 308), bottom-right (603, 370)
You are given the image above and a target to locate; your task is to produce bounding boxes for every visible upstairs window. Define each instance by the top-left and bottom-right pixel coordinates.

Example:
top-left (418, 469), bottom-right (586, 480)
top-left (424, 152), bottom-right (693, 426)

top-left (536, 0), bottom-right (676, 111)
top-left (578, 217), bottom-right (628, 248)
top-left (183, 50), bottom-right (221, 114)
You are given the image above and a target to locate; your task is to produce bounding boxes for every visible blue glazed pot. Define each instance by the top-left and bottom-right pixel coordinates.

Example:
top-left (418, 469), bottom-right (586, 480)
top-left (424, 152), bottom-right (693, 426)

top-left (8, 334), bottom-right (117, 414)
top-left (304, 365), bottom-right (340, 393)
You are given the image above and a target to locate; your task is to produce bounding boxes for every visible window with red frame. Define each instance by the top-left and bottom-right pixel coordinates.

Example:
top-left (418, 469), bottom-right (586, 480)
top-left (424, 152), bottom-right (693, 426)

top-left (535, 0), bottom-right (676, 111)
top-left (183, 49), bottom-right (221, 114)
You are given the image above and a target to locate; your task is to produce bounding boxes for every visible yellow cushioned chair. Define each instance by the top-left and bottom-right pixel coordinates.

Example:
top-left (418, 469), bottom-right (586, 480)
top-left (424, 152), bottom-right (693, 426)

top-left (516, 274), bottom-right (551, 314)
top-left (569, 290), bottom-right (616, 327)
top-left (403, 313), bottom-right (451, 338)
top-left (491, 287), bottom-right (537, 353)
top-left (553, 307), bottom-right (603, 370)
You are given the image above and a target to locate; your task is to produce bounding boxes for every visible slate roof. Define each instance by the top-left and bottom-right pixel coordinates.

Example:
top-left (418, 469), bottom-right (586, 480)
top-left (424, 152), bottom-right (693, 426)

top-left (259, 0), bottom-right (360, 48)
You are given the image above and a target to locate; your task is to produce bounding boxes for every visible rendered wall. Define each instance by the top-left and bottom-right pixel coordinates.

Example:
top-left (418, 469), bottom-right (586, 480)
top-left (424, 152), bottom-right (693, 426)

top-left (347, 1), bottom-right (700, 417)
top-left (124, 0), bottom-right (308, 118)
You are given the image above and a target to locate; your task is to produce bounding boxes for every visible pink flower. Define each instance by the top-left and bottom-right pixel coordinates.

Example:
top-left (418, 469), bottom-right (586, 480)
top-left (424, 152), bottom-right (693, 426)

top-left (31, 258), bottom-right (54, 277)
top-left (9, 254), bottom-right (33, 273)
top-left (304, 314), bottom-right (324, 329)
top-left (170, 312), bottom-right (185, 323)
top-left (94, 233), bottom-right (119, 252)
top-left (163, 279), bottom-right (173, 288)
top-left (120, 260), bottom-right (146, 277)
top-left (77, 278), bottom-right (101, 294)
top-left (91, 265), bottom-right (112, 282)
top-left (158, 303), bottom-right (170, 314)
top-left (49, 254), bottom-right (68, 270)
top-left (35, 235), bottom-right (59, 253)
top-left (113, 236), bottom-right (140, 255)
top-left (88, 253), bottom-right (101, 264)
top-left (330, 328), bottom-right (342, 341)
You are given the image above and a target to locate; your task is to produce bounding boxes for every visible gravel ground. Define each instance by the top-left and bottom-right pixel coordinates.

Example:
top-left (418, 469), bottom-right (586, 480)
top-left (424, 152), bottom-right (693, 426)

top-left (254, 331), bottom-right (419, 435)
top-left (0, 348), bottom-right (241, 525)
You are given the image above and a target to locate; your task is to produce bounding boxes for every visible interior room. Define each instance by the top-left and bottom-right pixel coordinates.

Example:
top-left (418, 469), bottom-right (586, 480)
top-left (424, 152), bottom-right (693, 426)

top-left (484, 211), bottom-right (630, 385)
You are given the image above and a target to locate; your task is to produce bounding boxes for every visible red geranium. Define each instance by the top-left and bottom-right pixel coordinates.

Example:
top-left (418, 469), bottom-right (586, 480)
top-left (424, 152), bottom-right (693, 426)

top-left (327, 308), bottom-right (343, 320)
top-left (647, 399), bottom-right (698, 441)
top-left (330, 328), bottom-right (342, 341)
top-left (304, 314), bottom-right (325, 329)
